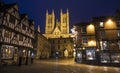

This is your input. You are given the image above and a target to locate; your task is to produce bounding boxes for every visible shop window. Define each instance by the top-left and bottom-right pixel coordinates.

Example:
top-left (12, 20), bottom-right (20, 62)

top-left (77, 52), bottom-right (82, 59)
top-left (111, 54), bottom-right (120, 63)
top-left (103, 41), bottom-right (108, 50)
top-left (86, 49), bottom-right (96, 60)
top-left (100, 41), bottom-right (108, 50)
top-left (1, 45), bottom-right (14, 59)
top-left (100, 53), bottom-right (110, 63)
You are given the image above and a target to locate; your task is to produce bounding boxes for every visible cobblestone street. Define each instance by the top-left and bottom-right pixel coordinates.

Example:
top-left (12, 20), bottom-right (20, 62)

top-left (0, 58), bottom-right (120, 73)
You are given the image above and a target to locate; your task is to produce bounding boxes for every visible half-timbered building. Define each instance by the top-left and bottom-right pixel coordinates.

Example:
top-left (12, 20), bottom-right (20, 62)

top-left (0, 3), bottom-right (34, 65)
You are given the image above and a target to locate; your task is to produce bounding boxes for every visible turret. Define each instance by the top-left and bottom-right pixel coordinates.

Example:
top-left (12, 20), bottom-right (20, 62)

top-left (37, 24), bottom-right (40, 33)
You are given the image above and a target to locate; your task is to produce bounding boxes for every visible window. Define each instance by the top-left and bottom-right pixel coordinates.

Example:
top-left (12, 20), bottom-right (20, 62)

top-left (48, 17), bottom-right (52, 24)
top-left (86, 49), bottom-right (96, 60)
top-left (100, 31), bottom-right (105, 38)
top-left (1, 45), bottom-right (14, 59)
top-left (118, 31), bottom-right (120, 37)
top-left (19, 35), bottom-right (23, 41)
top-left (100, 53), bottom-right (110, 63)
top-left (81, 26), bottom-right (86, 33)
top-left (111, 54), bottom-right (120, 63)
top-left (100, 41), bottom-right (108, 50)
top-left (63, 17), bottom-right (66, 23)
top-left (22, 24), bottom-right (26, 30)
top-left (52, 40), bottom-right (54, 43)
top-left (100, 22), bottom-right (104, 27)
top-left (9, 15), bottom-right (16, 24)
top-left (64, 40), bottom-right (66, 43)
top-left (58, 40), bottom-right (60, 44)
top-left (58, 45), bottom-right (60, 49)
top-left (4, 30), bottom-right (9, 38)
top-left (102, 41), bottom-right (108, 50)
top-left (82, 37), bottom-right (87, 43)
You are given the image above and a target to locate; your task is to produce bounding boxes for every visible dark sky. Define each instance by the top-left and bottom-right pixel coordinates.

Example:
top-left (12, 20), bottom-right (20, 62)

top-left (3, 0), bottom-right (120, 33)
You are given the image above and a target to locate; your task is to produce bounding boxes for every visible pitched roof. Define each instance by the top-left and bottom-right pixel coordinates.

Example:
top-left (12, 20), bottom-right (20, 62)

top-left (0, 3), bottom-right (17, 12)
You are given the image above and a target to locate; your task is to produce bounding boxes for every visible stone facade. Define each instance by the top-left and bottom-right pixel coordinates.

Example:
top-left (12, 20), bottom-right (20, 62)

top-left (49, 37), bottom-right (74, 58)
top-left (43, 9), bottom-right (70, 38)
top-left (74, 10), bottom-right (120, 65)
top-left (34, 27), bottom-right (51, 59)
top-left (43, 9), bottom-right (74, 58)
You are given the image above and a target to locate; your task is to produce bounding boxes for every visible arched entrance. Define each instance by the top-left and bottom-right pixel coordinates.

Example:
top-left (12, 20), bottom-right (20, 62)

top-left (64, 49), bottom-right (68, 58)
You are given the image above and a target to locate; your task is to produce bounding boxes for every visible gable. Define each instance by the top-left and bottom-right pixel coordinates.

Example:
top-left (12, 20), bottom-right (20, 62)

top-left (7, 4), bottom-right (19, 18)
top-left (52, 26), bottom-right (61, 35)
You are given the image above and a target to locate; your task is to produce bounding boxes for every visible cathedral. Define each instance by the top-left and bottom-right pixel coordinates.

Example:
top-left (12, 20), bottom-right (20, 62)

top-left (43, 9), bottom-right (71, 38)
top-left (43, 9), bottom-right (74, 58)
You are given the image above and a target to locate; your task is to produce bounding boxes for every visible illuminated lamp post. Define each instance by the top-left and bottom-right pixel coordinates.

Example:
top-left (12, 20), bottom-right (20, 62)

top-left (96, 48), bottom-right (100, 64)
top-left (71, 26), bottom-right (77, 58)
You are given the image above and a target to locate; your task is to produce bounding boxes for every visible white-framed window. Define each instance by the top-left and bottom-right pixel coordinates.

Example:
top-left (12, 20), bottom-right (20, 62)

top-left (118, 31), bottom-right (120, 37)
top-left (100, 22), bottom-right (104, 27)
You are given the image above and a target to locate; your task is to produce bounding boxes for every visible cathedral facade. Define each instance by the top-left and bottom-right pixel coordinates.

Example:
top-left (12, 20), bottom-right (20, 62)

top-left (43, 9), bottom-right (70, 38)
top-left (43, 9), bottom-right (74, 58)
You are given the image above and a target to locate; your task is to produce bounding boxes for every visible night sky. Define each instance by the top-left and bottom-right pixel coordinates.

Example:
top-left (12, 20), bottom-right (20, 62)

top-left (3, 0), bottom-right (120, 33)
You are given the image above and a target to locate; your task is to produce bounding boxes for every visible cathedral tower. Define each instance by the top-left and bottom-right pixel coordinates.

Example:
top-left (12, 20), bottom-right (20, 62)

top-left (44, 9), bottom-right (70, 38)
top-left (60, 9), bottom-right (69, 34)
top-left (45, 10), bottom-right (55, 34)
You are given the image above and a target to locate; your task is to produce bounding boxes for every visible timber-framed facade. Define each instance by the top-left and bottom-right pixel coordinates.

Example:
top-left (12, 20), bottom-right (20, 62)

top-left (0, 3), bottom-right (35, 65)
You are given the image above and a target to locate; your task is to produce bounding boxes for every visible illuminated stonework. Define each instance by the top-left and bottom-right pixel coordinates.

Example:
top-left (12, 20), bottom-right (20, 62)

top-left (43, 9), bottom-right (74, 58)
top-left (43, 9), bottom-right (70, 38)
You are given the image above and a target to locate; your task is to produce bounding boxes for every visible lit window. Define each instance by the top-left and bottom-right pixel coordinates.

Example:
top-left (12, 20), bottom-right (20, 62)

top-left (103, 41), bottom-right (108, 50)
top-left (100, 53), bottom-right (110, 63)
top-left (118, 31), bottom-right (120, 37)
top-left (1, 45), bottom-right (14, 59)
top-left (86, 50), bottom-right (95, 60)
top-left (100, 22), bottom-right (104, 27)
top-left (111, 54), bottom-right (120, 63)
